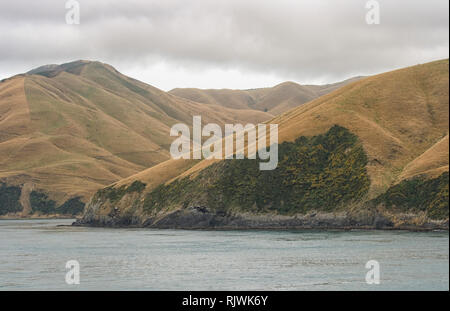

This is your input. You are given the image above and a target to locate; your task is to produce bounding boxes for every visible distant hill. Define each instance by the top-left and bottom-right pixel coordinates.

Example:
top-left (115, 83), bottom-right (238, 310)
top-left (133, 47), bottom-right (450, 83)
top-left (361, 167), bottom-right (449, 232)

top-left (77, 59), bottom-right (449, 229)
top-left (0, 60), bottom-right (272, 215)
top-left (169, 77), bottom-right (362, 115)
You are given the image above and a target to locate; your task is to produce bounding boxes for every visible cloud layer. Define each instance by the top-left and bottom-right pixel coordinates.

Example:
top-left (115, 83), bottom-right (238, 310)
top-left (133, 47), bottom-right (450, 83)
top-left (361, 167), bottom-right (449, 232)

top-left (1, 0), bottom-right (448, 90)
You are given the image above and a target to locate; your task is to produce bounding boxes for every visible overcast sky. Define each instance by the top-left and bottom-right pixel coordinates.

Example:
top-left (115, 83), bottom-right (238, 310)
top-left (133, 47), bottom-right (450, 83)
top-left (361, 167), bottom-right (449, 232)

top-left (0, 0), bottom-right (448, 90)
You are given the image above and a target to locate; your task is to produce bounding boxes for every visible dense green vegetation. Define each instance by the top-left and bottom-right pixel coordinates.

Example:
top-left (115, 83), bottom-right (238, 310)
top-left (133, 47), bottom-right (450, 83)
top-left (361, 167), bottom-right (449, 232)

top-left (30, 191), bottom-right (57, 214)
top-left (94, 180), bottom-right (147, 204)
top-left (30, 191), bottom-right (85, 215)
top-left (0, 183), bottom-right (22, 215)
top-left (143, 178), bottom-right (195, 212)
top-left (58, 197), bottom-right (85, 215)
top-left (1, 183), bottom-right (85, 216)
top-left (144, 125), bottom-right (371, 214)
top-left (372, 172), bottom-right (449, 219)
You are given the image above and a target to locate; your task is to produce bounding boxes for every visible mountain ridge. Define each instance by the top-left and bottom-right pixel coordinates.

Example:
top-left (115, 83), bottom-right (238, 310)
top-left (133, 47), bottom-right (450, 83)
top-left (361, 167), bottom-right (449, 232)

top-left (75, 59), bottom-right (449, 229)
top-left (0, 60), bottom-right (273, 215)
top-left (169, 76), bottom-right (363, 115)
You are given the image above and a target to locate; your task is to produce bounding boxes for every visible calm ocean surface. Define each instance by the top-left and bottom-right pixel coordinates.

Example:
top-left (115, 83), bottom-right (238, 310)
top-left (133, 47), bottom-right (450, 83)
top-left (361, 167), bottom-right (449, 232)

top-left (0, 219), bottom-right (448, 290)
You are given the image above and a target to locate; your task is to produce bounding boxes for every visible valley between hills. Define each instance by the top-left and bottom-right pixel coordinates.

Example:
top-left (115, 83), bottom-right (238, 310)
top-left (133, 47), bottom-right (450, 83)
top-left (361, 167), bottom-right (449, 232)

top-left (0, 59), bottom-right (448, 230)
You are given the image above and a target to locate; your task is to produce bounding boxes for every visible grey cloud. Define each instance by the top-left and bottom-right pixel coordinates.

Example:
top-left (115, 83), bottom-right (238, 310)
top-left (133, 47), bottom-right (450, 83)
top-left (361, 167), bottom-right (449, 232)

top-left (0, 0), bottom-right (448, 86)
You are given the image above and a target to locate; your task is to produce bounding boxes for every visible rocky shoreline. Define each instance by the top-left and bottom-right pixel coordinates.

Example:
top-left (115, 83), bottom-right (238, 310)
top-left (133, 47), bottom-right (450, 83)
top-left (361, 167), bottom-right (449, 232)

top-left (72, 205), bottom-right (449, 231)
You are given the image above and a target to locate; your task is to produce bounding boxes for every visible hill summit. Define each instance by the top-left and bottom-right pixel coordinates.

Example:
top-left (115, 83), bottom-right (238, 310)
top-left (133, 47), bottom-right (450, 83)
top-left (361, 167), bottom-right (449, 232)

top-left (0, 60), bottom-right (273, 215)
top-left (76, 59), bottom-right (449, 229)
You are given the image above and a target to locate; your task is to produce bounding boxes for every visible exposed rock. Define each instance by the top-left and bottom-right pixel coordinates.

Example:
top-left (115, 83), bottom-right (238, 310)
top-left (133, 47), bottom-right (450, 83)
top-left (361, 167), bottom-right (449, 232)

top-left (73, 201), bottom-right (448, 230)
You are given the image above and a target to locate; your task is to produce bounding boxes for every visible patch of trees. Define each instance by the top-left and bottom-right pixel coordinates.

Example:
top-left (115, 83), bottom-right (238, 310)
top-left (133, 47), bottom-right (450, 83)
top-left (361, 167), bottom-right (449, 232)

top-left (94, 180), bottom-right (147, 204)
top-left (372, 172), bottom-right (449, 219)
top-left (30, 191), bottom-right (85, 215)
top-left (144, 125), bottom-right (371, 215)
top-left (0, 183), bottom-right (22, 215)
top-left (0, 183), bottom-right (86, 216)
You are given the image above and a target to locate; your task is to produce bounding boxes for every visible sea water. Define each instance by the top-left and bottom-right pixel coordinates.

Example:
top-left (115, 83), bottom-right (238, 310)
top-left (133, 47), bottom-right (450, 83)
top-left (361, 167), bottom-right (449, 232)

top-left (0, 219), bottom-right (448, 290)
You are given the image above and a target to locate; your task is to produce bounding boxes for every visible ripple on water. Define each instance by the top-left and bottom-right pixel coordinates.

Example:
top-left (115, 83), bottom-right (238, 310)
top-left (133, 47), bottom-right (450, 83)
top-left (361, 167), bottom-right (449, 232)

top-left (0, 219), bottom-right (448, 290)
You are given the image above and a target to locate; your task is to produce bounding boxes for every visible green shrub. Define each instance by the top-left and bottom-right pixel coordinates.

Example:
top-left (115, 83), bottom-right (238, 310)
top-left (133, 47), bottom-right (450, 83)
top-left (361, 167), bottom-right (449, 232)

top-left (94, 180), bottom-right (147, 204)
top-left (126, 180), bottom-right (146, 193)
top-left (144, 125), bottom-right (371, 214)
top-left (30, 191), bottom-right (57, 214)
top-left (58, 197), bottom-right (85, 215)
top-left (0, 183), bottom-right (22, 215)
top-left (1, 182), bottom-right (85, 216)
top-left (373, 172), bottom-right (449, 219)
top-left (30, 191), bottom-right (85, 215)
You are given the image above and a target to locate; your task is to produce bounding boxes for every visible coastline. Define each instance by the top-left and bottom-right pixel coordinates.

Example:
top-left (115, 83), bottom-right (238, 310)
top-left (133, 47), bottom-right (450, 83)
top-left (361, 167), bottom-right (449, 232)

top-left (0, 215), bottom-right (76, 220)
top-left (72, 207), bottom-right (449, 232)
top-left (70, 222), bottom-right (449, 232)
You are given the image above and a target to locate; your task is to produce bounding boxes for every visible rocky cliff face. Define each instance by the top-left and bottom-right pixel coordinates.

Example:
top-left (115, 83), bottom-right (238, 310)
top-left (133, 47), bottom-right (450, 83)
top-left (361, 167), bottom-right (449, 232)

top-left (74, 194), bottom-right (448, 230)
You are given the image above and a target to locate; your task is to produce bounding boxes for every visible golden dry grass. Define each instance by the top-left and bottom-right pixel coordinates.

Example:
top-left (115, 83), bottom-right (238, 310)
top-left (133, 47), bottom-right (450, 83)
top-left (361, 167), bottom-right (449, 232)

top-left (170, 77), bottom-right (363, 115)
top-left (0, 61), bottom-right (273, 203)
top-left (2, 60), bottom-right (448, 205)
top-left (0, 77), bottom-right (30, 143)
top-left (119, 59), bottom-right (449, 199)
top-left (270, 59), bottom-right (449, 195)
top-left (399, 134), bottom-right (449, 180)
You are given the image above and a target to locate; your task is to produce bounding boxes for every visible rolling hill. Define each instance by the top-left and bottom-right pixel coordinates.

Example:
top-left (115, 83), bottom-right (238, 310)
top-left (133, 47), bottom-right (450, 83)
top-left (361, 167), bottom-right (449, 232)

top-left (169, 77), bottom-right (362, 115)
top-left (77, 59), bottom-right (449, 229)
top-left (0, 60), bottom-right (272, 216)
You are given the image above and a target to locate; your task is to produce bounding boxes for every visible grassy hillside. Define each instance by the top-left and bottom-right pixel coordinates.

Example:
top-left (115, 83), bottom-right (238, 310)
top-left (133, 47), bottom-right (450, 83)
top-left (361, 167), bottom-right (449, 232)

top-left (399, 134), bottom-right (449, 180)
top-left (0, 60), bottom-right (272, 215)
top-left (80, 59), bottom-right (449, 228)
top-left (273, 60), bottom-right (448, 193)
top-left (169, 77), bottom-right (362, 115)
top-left (142, 126), bottom-right (370, 214)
